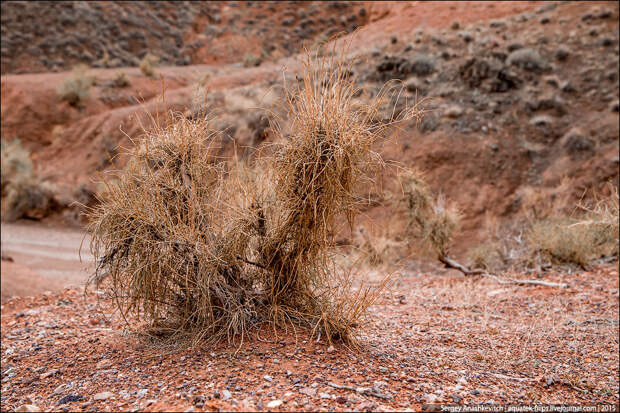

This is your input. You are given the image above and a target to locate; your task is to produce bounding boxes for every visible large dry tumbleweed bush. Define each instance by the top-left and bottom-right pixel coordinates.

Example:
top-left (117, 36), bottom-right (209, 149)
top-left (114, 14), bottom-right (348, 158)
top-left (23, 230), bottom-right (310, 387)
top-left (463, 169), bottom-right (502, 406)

top-left (86, 45), bottom-right (424, 346)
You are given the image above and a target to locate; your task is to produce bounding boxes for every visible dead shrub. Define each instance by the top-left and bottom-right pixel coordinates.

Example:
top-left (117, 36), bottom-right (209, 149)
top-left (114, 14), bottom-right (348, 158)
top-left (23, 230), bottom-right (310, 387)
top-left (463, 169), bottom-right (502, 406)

top-left (527, 184), bottom-right (619, 266)
top-left (140, 53), bottom-right (159, 77)
top-left (397, 168), bottom-right (461, 258)
top-left (57, 64), bottom-right (95, 106)
top-left (86, 44), bottom-right (424, 346)
top-left (1, 139), bottom-right (32, 196)
top-left (355, 227), bottom-right (404, 267)
top-left (242, 53), bottom-right (262, 68)
top-left (113, 72), bottom-right (130, 88)
top-left (467, 242), bottom-right (503, 271)
top-left (1, 139), bottom-right (55, 222)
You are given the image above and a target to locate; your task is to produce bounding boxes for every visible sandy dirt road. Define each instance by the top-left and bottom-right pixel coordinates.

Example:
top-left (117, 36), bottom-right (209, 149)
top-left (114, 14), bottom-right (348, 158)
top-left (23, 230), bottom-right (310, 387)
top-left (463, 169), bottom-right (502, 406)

top-left (0, 222), bottom-right (93, 302)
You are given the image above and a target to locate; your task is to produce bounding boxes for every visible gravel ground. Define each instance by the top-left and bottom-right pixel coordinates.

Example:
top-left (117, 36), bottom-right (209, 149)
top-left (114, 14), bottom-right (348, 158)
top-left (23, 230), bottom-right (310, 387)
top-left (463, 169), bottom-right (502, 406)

top-left (1, 264), bottom-right (618, 412)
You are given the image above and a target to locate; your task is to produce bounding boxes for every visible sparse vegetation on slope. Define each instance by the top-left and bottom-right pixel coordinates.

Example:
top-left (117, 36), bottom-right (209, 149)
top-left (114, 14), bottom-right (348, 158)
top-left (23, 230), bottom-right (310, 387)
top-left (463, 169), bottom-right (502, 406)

top-left (1, 139), bottom-right (55, 222)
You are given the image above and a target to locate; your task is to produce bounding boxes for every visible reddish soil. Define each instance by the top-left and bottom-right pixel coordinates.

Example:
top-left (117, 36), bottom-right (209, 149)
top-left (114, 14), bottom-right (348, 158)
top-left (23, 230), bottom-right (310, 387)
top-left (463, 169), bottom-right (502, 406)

top-left (1, 265), bottom-right (618, 411)
top-left (1, 1), bottom-right (618, 411)
top-left (1, 222), bottom-right (92, 302)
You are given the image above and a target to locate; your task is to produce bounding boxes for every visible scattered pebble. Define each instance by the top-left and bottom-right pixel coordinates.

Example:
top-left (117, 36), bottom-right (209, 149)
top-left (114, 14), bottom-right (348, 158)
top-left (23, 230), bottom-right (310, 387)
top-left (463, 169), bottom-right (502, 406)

top-left (266, 399), bottom-right (283, 408)
top-left (15, 406), bottom-right (41, 413)
top-left (93, 391), bottom-right (114, 401)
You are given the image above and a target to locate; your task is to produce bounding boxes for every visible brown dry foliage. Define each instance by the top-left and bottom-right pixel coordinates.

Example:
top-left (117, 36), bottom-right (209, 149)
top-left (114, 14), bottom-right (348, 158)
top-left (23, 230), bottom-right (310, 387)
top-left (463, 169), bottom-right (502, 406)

top-left (467, 242), bottom-right (503, 271)
top-left (397, 168), bottom-right (461, 258)
top-left (85, 44), bottom-right (424, 346)
top-left (57, 64), bottom-right (96, 106)
top-left (1, 139), bottom-right (55, 222)
top-left (526, 184), bottom-right (619, 266)
top-left (139, 53), bottom-right (159, 77)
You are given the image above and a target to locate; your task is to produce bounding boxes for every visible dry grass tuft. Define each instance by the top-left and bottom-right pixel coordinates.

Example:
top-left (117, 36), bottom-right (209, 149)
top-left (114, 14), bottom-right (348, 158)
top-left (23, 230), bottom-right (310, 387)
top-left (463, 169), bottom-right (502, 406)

top-left (526, 184), bottom-right (619, 266)
top-left (1, 139), bottom-right (55, 222)
top-left (242, 53), bottom-right (262, 68)
top-left (113, 72), bottom-right (130, 88)
top-left (398, 168), bottom-right (461, 258)
top-left (86, 44), bottom-right (424, 346)
top-left (467, 242), bottom-right (503, 271)
top-left (140, 53), bottom-right (159, 77)
top-left (57, 64), bottom-right (96, 106)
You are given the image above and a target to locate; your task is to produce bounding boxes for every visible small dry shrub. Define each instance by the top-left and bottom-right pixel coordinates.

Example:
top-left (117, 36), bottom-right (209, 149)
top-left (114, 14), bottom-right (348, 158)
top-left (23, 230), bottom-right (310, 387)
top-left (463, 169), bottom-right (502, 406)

top-left (398, 168), bottom-right (461, 258)
top-left (527, 184), bottom-right (619, 266)
top-left (113, 72), bottom-right (130, 88)
top-left (57, 64), bottom-right (95, 106)
top-left (140, 53), bottom-right (159, 77)
top-left (467, 241), bottom-right (503, 271)
top-left (1, 139), bottom-right (55, 222)
top-left (355, 227), bottom-right (404, 267)
top-left (242, 53), bottom-right (262, 68)
top-left (87, 44), bottom-right (424, 346)
top-left (1, 139), bottom-right (31, 196)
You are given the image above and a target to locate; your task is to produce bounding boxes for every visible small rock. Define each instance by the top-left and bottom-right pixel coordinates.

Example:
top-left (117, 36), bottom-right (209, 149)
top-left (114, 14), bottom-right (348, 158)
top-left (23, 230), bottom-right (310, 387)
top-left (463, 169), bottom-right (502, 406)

top-left (319, 392), bottom-right (331, 399)
top-left (561, 128), bottom-right (594, 154)
top-left (489, 19), bottom-right (506, 28)
top-left (507, 42), bottom-right (523, 52)
top-left (358, 402), bottom-right (378, 412)
top-left (529, 115), bottom-right (554, 128)
top-left (136, 389), bottom-right (148, 399)
top-left (409, 54), bottom-right (435, 76)
top-left (555, 47), bottom-right (570, 61)
top-left (459, 31), bottom-right (473, 43)
top-left (560, 81), bottom-right (576, 93)
top-left (451, 394), bottom-right (463, 403)
top-left (53, 385), bottom-right (66, 395)
top-left (94, 391), bottom-right (113, 401)
top-left (610, 100), bottom-right (619, 112)
top-left (263, 375), bottom-right (273, 382)
top-left (58, 395), bottom-right (85, 405)
top-left (266, 399), bottom-right (283, 408)
top-left (507, 48), bottom-right (547, 72)
top-left (404, 77), bottom-right (423, 94)
top-left (544, 75), bottom-right (560, 87)
top-left (336, 396), bottom-right (347, 404)
top-left (444, 105), bottom-right (464, 118)
top-left (451, 21), bottom-right (460, 30)
top-left (40, 369), bottom-right (59, 379)
top-left (96, 359), bottom-right (112, 369)
top-left (222, 389), bottom-right (232, 400)
top-left (470, 389), bottom-right (481, 395)
top-left (326, 346), bottom-right (335, 353)
top-left (424, 394), bottom-right (438, 403)
top-left (15, 406), bottom-right (41, 412)
top-left (299, 387), bottom-right (316, 397)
